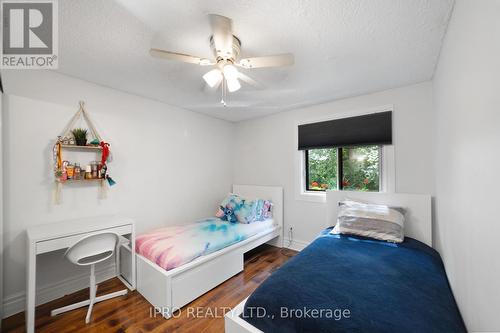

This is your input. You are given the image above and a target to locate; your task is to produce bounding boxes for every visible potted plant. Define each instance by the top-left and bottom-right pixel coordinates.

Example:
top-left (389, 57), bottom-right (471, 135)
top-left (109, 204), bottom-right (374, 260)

top-left (71, 128), bottom-right (88, 146)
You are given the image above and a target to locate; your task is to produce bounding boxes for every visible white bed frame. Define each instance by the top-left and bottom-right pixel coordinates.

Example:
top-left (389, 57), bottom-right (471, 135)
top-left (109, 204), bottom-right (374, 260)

top-left (136, 184), bottom-right (283, 319)
top-left (225, 191), bottom-right (432, 333)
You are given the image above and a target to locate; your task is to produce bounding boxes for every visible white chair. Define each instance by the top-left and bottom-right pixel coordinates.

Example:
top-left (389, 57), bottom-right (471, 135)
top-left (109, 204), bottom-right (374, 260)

top-left (51, 232), bottom-right (128, 323)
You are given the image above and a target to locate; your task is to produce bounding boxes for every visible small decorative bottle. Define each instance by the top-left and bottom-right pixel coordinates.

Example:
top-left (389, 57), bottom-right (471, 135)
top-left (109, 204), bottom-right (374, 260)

top-left (66, 163), bottom-right (75, 180)
top-left (91, 161), bottom-right (98, 179)
top-left (85, 165), bottom-right (92, 179)
top-left (74, 163), bottom-right (81, 180)
top-left (61, 161), bottom-right (69, 181)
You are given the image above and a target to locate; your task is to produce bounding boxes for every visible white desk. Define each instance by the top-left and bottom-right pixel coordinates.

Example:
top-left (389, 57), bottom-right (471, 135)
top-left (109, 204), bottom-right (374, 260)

top-left (26, 216), bottom-right (136, 333)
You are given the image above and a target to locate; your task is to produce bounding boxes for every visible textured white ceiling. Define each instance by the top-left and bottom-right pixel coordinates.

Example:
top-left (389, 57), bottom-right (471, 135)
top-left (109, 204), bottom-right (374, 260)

top-left (53, 0), bottom-right (453, 122)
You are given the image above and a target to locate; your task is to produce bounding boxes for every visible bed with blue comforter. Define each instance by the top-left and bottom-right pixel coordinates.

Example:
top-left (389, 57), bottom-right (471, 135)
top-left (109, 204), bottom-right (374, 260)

top-left (243, 228), bottom-right (466, 333)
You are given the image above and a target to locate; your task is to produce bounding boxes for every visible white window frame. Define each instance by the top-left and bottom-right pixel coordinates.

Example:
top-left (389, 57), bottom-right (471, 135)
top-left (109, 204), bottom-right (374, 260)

top-left (294, 105), bottom-right (396, 203)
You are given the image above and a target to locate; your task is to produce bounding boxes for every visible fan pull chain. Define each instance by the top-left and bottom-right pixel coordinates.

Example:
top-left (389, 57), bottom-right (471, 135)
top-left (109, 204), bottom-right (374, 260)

top-left (220, 77), bottom-right (227, 107)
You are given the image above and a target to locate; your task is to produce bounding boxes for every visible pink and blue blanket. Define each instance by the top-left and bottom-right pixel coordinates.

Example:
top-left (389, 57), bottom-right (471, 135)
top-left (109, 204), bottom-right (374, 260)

top-left (136, 218), bottom-right (274, 271)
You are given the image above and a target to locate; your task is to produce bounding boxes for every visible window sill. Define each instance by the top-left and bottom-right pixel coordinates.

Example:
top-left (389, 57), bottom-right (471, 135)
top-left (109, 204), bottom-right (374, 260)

top-left (295, 190), bottom-right (326, 203)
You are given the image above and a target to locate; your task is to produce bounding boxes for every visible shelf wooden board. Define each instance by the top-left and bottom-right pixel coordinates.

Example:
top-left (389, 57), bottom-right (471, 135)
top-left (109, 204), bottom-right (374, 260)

top-left (56, 178), bottom-right (105, 184)
top-left (60, 144), bottom-right (102, 150)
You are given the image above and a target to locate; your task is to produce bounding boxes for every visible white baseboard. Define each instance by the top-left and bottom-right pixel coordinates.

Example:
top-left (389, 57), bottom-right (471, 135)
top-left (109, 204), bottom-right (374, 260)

top-left (2, 264), bottom-right (117, 319)
top-left (283, 237), bottom-right (309, 252)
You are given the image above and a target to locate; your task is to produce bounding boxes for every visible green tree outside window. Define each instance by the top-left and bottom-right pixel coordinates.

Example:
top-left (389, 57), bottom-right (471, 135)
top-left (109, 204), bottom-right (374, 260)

top-left (307, 146), bottom-right (380, 192)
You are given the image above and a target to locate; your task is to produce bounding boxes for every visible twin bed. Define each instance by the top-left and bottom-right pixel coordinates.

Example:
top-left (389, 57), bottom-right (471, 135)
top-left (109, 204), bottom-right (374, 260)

top-left (136, 185), bottom-right (283, 317)
top-left (225, 190), bottom-right (466, 333)
top-left (134, 186), bottom-right (465, 333)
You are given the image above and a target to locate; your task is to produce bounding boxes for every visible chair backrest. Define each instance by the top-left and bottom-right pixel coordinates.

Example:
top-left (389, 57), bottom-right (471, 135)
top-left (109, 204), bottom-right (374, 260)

top-left (65, 232), bottom-right (119, 266)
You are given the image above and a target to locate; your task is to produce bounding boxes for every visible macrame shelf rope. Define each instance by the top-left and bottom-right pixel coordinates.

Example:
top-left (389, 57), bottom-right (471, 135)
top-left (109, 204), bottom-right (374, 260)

top-left (53, 101), bottom-right (115, 205)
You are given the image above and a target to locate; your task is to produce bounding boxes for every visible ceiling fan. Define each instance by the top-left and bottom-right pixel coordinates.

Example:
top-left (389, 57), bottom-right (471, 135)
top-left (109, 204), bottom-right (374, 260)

top-left (150, 14), bottom-right (294, 106)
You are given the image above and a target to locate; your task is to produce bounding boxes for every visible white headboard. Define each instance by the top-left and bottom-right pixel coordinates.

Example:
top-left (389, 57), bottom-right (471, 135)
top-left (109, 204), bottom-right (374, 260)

top-left (326, 191), bottom-right (432, 247)
top-left (232, 184), bottom-right (283, 239)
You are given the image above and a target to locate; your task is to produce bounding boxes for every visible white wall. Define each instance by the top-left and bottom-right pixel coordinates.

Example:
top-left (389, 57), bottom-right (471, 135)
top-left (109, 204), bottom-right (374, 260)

top-left (1, 70), bottom-right (234, 317)
top-left (233, 82), bottom-right (434, 247)
top-left (433, 0), bottom-right (500, 331)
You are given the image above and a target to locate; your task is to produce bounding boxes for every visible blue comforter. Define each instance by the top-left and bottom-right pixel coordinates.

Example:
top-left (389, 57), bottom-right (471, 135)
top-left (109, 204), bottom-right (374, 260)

top-left (243, 229), bottom-right (466, 333)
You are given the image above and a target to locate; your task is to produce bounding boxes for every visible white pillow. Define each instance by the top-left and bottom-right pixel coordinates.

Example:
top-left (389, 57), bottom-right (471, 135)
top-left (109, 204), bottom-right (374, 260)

top-left (330, 199), bottom-right (405, 243)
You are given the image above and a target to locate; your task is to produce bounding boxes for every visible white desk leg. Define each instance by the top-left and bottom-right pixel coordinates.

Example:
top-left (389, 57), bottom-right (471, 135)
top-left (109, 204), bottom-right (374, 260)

top-left (115, 243), bottom-right (120, 277)
top-left (26, 240), bottom-right (36, 333)
top-left (116, 228), bottom-right (136, 291)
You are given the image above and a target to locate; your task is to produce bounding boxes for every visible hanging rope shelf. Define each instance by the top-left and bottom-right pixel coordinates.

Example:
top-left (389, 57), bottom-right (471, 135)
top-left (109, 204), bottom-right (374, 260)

top-left (52, 101), bottom-right (116, 204)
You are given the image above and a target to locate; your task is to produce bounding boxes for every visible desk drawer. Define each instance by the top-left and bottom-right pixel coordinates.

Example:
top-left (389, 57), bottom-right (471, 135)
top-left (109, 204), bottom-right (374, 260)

top-left (36, 225), bottom-right (133, 254)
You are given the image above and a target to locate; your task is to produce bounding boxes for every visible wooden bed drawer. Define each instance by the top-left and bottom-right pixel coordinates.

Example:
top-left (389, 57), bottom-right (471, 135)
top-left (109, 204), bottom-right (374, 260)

top-left (171, 251), bottom-right (243, 309)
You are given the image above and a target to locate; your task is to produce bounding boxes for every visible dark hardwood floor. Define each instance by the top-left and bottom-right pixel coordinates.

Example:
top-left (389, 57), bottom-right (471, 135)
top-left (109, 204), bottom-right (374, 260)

top-left (2, 245), bottom-right (296, 333)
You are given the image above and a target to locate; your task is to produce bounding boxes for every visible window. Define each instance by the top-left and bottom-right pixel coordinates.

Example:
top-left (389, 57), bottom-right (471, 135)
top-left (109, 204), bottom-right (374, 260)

top-left (305, 146), bottom-right (380, 192)
top-left (298, 110), bottom-right (392, 197)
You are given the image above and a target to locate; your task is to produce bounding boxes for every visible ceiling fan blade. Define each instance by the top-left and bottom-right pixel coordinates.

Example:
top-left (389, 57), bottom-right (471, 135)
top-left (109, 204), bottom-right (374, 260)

top-left (237, 72), bottom-right (263, 89)
top-left (208, 14), bottom-right (233, 58)
top-left (202, 79), bottom-right (222, 93)
top-left (150, 48), bottom-right (213, 66)
top-left (237, 54), bottom-right (294, 68)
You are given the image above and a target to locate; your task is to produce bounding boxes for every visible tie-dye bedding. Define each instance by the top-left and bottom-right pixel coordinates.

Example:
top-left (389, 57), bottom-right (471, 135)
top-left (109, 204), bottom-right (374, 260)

top-left (136, 218), bottom-right (275, 271)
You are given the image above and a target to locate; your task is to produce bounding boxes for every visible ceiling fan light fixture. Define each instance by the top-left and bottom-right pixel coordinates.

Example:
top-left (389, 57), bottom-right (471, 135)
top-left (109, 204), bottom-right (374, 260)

top-left (222, 64), bottom-right (239, 81)
top-left (226, 77), bottom-right (241, 92)
top-left (203, 69), bottom-right (222, 87)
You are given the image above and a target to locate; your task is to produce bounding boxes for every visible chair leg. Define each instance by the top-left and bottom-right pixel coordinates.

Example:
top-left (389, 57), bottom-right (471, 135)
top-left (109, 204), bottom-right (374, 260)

top-left (51, 299), bottom-right (91, 316)
top-left (51, 289), bottom-right (128, 317)
top-left (85, 265), bottom-right (97, 324)
top-left (50, 263), bottom-right (128, 319)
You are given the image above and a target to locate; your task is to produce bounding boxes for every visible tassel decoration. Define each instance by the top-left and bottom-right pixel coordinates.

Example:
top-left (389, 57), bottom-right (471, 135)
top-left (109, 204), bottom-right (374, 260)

top-left (107, 176), bottom-right (116, 186)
